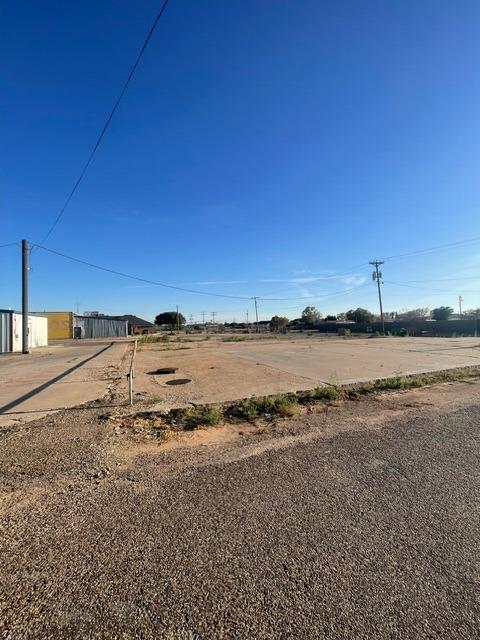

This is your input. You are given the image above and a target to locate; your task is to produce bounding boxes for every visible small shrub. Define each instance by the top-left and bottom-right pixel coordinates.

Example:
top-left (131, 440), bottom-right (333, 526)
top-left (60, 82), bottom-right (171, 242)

top-left (138, 334), bottom-right (170, 345)
top-left (183, 406), bottom-right (221, 429)
top-left (257, 394), bottom-right (298, 417)
top-left (230, 399), bottom-right (259, 421)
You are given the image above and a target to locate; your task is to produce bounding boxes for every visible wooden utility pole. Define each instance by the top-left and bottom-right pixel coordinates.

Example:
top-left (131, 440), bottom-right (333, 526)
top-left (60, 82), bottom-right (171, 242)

top-left (370, 260), bottom-right (385, 334)
top-left (253, 297), bottom-right (259, 333)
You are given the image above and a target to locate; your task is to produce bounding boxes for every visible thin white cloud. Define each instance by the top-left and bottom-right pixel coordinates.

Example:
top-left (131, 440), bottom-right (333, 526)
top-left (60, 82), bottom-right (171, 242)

top-left (260, 274), bottom-right (367, 286)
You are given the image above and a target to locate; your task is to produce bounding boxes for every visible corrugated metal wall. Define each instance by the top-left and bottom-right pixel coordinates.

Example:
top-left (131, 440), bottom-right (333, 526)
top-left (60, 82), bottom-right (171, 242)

top-left (73, 315), bottom-right (127, 339)
top-left (0, 311), bottom-right (12, 353)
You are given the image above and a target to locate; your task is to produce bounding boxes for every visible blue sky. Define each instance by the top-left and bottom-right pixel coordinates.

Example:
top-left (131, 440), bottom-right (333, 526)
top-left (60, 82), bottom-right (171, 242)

top-left (2, 0), bottom-right (480, 322)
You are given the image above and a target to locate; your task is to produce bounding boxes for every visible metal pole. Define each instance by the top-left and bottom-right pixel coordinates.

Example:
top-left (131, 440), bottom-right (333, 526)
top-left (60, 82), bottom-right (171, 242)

top-left (370, 260), bottom-right (385, 334)
top-left (22, 239), bottom-right (29, 354)
top-left (132, 339), bottom-right (137, 379)
top-left (459, 295), bottom-right (463, 317)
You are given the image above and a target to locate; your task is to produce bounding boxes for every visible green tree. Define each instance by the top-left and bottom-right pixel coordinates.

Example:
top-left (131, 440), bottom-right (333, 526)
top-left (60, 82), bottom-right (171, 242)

top-left (301, 306), bottom-right (322, 324)
top-left (155, 311), bottom-right (186, 331)
top-left (345, 308), bottom-right (374, 323)
top-left (463, 308), bottom-right (480, 319)
top-left (396, 308), bottom-right (430, 320)
top-left (431, 306), bottom-right (454, 321)
top-left (270, 316), bottom-right (289, 330)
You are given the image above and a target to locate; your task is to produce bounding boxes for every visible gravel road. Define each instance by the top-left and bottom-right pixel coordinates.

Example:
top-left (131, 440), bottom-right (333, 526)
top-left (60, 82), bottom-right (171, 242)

top-left (1, 382), bottom-right (479, 639)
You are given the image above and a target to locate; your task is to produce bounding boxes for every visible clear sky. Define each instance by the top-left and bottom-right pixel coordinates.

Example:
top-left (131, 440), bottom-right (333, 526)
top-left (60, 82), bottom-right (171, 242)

top-left (2, 0), bottom-right (480, 323)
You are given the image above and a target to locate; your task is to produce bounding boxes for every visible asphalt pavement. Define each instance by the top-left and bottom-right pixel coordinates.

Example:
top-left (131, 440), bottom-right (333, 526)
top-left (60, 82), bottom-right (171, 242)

top-left (0, 382), bottom-right (479, 639)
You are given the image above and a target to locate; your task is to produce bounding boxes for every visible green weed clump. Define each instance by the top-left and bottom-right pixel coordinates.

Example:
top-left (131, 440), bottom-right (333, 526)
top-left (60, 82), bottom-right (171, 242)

top-left (138, 334), bottom-right (170, 345)
top-left (309, 385), bottom-right (341, 402)
top-left (228, 394), bottom-right (298, 420)
top-left (183, 406), bottom-right (222, 429)
top-left (229, 399), bottom-right (260, 421)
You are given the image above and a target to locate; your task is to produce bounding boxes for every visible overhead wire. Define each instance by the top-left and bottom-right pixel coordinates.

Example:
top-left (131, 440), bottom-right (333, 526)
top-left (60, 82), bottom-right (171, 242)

top-left (384, 280), bottom-right (475, 294)
top-left (36, 0), bottom-right (171, 247)
top-left (32, 243), bottom-right (375, 304)
top-left (0, 241), bottom-right (20, 248)
top-left (382, 235), bottom-right (480, 262)
top-left (33, 244), bottom-right (253, 300)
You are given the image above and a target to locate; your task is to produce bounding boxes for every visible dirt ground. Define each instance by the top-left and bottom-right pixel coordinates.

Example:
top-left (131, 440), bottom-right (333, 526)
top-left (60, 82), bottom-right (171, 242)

top-left (132, 334), bottom-right (480, 410)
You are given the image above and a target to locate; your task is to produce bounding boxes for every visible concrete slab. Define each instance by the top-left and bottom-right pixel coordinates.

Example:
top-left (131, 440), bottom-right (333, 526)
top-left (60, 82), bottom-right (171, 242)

top-left (134, 336), bottom-right (480, 410)
top-left (0, 341), bottom-right (129, 427)
top-left (224, 337), bottom-right (480, 384)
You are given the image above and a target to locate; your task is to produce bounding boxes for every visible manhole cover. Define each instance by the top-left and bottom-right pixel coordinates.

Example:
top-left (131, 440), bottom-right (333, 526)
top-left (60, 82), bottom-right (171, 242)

top-left (148, 367), bottom-right (178, 375)
top-left (165, 378), bottom-right (191, 386)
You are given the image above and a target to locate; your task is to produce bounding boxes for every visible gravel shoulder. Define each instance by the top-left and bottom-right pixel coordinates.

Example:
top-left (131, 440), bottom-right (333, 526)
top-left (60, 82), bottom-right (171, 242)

top-left (1, 380), bottom-right (479, 639)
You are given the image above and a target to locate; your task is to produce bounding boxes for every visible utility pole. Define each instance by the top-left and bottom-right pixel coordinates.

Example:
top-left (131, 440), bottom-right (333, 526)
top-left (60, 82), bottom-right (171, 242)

top-left (176, 304), bottom-right (180, 333)
top-left (22, 239), bottom-right (29, 354)
top-left (202, 311), bottom-right (206, 333)
top-left (211, 311), bottom-right (216, 325)
top-left (370, 260), bottom-right (385, 334)
top-left (246, 309), bottom-right (250, 333)
top-left (458, 295), bottom-right (463, 317)
top-left (253, 297), bottom-right (259, 333)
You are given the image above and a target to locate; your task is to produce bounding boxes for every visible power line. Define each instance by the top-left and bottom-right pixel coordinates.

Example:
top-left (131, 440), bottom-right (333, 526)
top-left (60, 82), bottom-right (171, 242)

top-left (383, 235), bottom-right (480, 262)
top-left (33, 243), bottom-right (253, 300)
top-left (391, 275), bottom-right (480, 283)
top-left (260, 279), bottom-right (371, 301)
top-left (0, 241), bottom-right (20, 248)
top-left (384, 280), bottom-right (467, 294)
top-left (257, 262), bottom-right (371, 298)
top-left (37, 0), bottom-right (171, 247)
top-left (259, 283), bottom-right (372, 313)
top-left (33, 243), bottom-right (374, 303)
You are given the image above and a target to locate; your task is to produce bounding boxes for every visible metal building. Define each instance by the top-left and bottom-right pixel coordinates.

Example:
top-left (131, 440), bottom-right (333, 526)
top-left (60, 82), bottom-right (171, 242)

top-left (32, 311), bottom-right (128, 340)
top-left (0, 310), bottom-right (48, 353)
top-left (0, 310), bottom-right (12, 352)
top-left (73, 315), bottom-right (127, 339)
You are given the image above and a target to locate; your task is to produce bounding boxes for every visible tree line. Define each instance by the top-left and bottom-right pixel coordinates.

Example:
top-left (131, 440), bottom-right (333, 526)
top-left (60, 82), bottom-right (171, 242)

top-left (154, 305), bottom-right (480, 332)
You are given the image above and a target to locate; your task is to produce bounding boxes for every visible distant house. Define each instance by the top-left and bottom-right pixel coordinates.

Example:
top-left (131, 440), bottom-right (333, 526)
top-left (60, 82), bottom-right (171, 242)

top-left (109, 315), bottom-right (156, 335)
